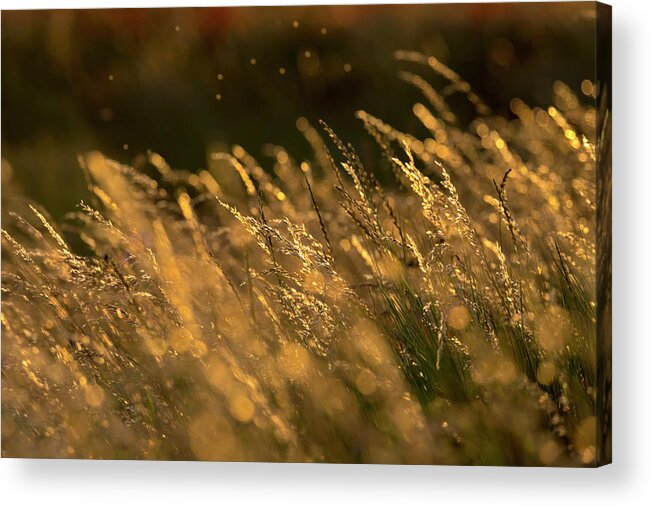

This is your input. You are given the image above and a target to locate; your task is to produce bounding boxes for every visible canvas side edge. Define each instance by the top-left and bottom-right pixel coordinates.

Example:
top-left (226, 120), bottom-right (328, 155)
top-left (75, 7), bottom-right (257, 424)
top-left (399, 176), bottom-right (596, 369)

top-left (595, 0), bottom-right (612, 467)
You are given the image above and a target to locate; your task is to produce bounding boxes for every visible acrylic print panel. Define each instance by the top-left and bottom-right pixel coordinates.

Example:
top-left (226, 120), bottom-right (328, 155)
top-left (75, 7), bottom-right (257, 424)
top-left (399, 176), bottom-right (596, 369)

top-left (1, 2), bottom-right (611, 466)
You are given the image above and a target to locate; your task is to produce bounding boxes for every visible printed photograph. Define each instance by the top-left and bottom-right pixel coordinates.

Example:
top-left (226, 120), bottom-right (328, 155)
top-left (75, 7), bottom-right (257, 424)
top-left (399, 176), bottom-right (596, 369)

top-left (1, 2), bottom-right (611, 465)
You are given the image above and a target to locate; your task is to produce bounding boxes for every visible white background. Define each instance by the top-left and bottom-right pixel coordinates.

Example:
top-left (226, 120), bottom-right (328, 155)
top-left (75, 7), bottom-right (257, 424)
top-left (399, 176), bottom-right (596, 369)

top-left (1, 0), bottom-right (649, 505)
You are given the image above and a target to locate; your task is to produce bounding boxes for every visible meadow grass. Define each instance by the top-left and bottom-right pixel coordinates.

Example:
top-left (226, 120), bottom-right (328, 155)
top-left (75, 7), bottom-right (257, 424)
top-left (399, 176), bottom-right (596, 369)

top-left (2, 53), bottom-right (603, 465)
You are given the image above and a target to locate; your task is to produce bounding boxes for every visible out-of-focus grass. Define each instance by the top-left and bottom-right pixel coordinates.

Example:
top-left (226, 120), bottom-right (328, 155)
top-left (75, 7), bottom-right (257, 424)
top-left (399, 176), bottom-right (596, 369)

top-left (2, 50), bottom-right (602, 466)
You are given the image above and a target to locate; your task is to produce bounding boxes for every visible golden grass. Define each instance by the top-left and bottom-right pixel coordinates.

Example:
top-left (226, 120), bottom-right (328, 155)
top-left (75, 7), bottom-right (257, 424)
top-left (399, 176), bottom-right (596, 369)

top-left (2, 53), bottom-right (601, 465)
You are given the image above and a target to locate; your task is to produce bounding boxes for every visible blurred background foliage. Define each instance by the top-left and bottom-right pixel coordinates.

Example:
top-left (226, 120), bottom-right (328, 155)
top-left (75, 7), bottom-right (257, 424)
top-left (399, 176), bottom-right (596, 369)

top-left (2, 3), bottom-right (595, 219)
